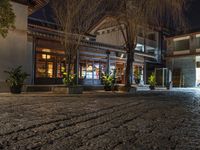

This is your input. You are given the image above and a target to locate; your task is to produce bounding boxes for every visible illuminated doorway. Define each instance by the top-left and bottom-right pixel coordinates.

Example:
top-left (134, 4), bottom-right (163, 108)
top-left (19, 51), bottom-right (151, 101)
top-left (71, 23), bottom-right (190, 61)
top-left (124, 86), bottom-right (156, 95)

top-left (196, 63), bottom-right (200, 87)
top-left (196, 57), bottom-right (200, 87)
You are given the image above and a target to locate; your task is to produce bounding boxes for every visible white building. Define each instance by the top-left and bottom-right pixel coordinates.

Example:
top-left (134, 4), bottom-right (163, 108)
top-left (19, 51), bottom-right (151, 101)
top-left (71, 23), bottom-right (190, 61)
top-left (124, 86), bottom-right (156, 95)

top-left (166, 32), bottom-right (200, 87)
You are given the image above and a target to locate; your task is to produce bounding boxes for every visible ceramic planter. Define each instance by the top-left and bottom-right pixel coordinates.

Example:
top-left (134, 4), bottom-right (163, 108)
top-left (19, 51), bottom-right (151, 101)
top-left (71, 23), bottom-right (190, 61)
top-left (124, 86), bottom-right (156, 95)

top-left (104, 86), bottom-right (112, 91)
top-left (134, 79), bottom-right (140, 85)
top-left (52, 85), bottom-right (83, 94)
top-left (68, 86), bottom-right (83, 94)
top-left (149, 85), bottom-right (155, 90)
top-left (10, 85), bottom-right (22, 94)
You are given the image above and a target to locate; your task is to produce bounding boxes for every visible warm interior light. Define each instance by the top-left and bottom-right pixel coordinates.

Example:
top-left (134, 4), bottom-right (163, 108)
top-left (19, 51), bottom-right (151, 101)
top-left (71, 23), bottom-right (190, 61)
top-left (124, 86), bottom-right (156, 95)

top-left (42, 49), bottom-right (51, 59)
top-left (120, 53), bottom-right (124, 59)
top-left (87, 65), bottom-right (93, 71)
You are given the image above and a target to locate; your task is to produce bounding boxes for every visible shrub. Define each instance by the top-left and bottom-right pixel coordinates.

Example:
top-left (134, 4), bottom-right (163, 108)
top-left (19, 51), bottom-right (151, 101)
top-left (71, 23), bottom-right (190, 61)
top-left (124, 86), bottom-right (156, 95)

top-left (148, 72), bottom-right (156, 86)
top-left (61, 67), bottom-right (76, 86)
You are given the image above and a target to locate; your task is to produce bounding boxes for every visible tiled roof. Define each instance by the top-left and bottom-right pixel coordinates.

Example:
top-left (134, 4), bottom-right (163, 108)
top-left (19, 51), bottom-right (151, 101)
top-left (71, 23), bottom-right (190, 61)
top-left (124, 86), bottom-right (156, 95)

top-left (28, 0), bottom-right (49, 15)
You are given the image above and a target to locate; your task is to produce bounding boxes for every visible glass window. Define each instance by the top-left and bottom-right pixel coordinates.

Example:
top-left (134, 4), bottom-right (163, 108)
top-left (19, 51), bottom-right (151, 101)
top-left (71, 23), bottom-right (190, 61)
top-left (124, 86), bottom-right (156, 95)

top-left (86, 63), bottom-right (93, 79)
top-left (101, 63), bottom-right (106, 74)
top-left (135, 44), bottom-right (144, 52)
top-left (174, 39), bottom-right (190, 51)
top-left (146, 47), bottom-right (156, 55)
top-left (35, 48), bottom-right (65, 78)
top-left (197, 37), bottom-right (200, 48)
top-left (94, 63), bottom-right (99, 79)
top-left (36, 48), bottom-right (65, 55)
top-left (57, 57), bottom-right (65, 78)
top-left (47, 62), bottom-right (53, 78)
top-left (116, 63), bottom-right (125, 84)
top-left (36, 61), bottom-right (46, 78)
top-left (148, 33), bottom-right (156, 41)
top-left (110, 64), bottom-right (116, 75)
top-left (80, 63), bottom-right (86, 79)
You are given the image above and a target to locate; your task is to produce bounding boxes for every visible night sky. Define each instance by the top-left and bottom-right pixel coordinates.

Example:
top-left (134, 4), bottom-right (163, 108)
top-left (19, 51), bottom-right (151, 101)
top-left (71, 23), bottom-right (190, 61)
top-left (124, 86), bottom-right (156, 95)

top-left (30, 0), bottom-right (200, 32)
top-left (187, 0), bottom-right (200, 30)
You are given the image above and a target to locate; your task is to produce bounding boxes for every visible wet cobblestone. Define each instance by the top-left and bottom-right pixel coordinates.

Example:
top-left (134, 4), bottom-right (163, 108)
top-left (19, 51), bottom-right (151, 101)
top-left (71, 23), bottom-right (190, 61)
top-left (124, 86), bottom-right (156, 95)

top-left (0, 89), bottom-right (200, 149)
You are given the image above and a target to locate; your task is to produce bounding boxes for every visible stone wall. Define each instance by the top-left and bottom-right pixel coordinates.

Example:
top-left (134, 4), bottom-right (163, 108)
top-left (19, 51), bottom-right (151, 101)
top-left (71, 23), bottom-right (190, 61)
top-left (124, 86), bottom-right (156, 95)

top-left (0, 2), bottom-right (29, 92)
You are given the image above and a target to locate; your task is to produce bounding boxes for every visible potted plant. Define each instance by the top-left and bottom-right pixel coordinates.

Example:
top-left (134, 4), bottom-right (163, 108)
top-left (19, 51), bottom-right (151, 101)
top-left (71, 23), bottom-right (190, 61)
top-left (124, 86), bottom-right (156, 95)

top-left (61, 67), bottom-right (83, 94)
top-left (134, 68), bottom-right (141, 85)
top-left (148, 73), bottom-right (156, 90)
top-left (101, 73), bottom-right (115, 91)
top-left (4, 66), bottom-right (29, 94)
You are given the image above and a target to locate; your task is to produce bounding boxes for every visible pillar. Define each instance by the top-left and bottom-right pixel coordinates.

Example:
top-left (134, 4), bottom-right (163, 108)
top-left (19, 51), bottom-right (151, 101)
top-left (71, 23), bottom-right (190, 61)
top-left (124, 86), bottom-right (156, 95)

top-left (106, 51), bottom-right (110, 74)
top-left (76, 48), bottom-right (80, 85)
top-left (92, 61), bottom-right (94, 85)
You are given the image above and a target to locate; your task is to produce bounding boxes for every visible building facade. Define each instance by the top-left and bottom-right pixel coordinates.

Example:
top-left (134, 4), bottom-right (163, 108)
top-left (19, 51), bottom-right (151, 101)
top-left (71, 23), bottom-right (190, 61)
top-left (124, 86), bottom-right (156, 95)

top-left (0, 1), bottom-right (29, 91)
top-left (0, 1), bottom-right (166, 91)
top-left (166, 32), bottom-right (200, 87)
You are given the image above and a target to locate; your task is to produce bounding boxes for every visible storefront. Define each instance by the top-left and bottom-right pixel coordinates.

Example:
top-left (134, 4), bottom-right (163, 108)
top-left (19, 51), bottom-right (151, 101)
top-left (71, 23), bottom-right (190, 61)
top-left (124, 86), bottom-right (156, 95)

top-left (34, 39), bottom-right (65, 84)
top-left (33, 38), bottom-right (150, 86)
top-left (34, 39), bottom-right (126, 85)
top-left (35, 47), bottom-right (66, 84)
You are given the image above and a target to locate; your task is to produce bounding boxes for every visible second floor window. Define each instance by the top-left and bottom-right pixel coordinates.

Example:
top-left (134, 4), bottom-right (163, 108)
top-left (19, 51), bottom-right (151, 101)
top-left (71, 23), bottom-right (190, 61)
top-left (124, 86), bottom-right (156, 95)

top-left (196, 37), bottom-right (200, 48)
top-left (148, 33), bottom-right (156, 41)
top-left (174, 39), bottom-right (190, 51)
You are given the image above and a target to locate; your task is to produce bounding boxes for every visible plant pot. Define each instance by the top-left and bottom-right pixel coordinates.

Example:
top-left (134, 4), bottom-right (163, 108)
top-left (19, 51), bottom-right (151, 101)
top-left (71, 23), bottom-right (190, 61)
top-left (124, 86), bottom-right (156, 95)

top-left (10, 85), bottom-right (22, 94)
top-left (52, 85), bottom-right (83, 94)
top-left (134, 79), bottom-right (140, 85)
top-left (149, 85), bottom-right (155, 90)
top-left (68, 86), bottom-right (83, 94)
top-left (104, 86), bottom-right (112, 91)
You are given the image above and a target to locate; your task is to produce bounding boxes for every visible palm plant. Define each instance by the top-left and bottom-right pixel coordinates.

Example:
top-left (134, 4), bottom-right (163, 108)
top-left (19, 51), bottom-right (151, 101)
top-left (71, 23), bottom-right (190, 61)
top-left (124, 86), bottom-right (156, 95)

top-left (101, 73), bottom-right (115, 91)
top-left (61, 67), bottom-right (76, 86)
top-left (4, 66), bottom-right (29, 93)
top-left (148, 72), bottom-right (156, 90)
top-left (134, 67), bottom-right (141, 84)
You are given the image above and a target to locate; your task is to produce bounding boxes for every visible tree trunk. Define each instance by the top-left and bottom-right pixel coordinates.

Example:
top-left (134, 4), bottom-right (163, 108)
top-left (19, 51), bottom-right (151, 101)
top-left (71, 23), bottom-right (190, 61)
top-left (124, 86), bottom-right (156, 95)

top-left (67, 53), bottom-right (71, 86)
top-left (125, 50), bottom-right (133, 87)
top-left (74, 55), bottom-right (79, 85)
top-left (125, 45), bottom-right (136, 88)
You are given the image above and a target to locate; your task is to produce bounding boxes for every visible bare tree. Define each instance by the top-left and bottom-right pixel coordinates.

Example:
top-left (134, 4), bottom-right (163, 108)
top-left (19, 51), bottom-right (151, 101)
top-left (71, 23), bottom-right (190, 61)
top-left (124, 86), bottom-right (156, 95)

top-left (109, 0), bottom-right (188, 88)
top-left (50, 0), bottom-right (104, 85)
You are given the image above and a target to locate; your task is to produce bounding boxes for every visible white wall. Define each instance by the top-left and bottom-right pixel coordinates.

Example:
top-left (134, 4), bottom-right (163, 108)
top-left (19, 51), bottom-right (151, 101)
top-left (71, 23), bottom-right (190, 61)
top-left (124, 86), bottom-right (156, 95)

top-left (96, 28), bottom-right (125, 46)
top-left (0, 2), bottom-right (29, 92)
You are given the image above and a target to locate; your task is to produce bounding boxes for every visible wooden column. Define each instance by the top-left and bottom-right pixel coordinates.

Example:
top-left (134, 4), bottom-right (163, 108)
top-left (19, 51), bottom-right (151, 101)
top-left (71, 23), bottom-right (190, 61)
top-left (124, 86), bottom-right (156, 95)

top-left (106, 51), bottom-right (110, 74)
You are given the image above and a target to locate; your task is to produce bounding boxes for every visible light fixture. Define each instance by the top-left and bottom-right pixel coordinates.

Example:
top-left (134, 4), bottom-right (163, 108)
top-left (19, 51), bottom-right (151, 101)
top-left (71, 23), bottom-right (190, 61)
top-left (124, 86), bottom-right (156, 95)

top-left (42, 49), bottom-right (51, 60)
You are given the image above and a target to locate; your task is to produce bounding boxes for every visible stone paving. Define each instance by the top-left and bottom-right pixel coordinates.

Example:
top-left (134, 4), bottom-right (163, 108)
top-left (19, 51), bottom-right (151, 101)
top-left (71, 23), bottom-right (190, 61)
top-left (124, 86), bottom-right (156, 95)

top-left (0, 89), bottom-right (200, 150)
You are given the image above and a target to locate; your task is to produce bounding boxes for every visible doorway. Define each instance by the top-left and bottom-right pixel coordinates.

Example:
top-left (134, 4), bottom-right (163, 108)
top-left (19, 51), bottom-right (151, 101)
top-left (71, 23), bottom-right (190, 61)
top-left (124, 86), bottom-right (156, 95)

top-left (196, 68), bottom-right (200, 87)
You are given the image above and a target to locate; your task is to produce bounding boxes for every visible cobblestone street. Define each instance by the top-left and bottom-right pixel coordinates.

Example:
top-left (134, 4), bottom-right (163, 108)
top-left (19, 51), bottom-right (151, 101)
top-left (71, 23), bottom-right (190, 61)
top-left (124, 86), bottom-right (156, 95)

top-left (0, 89), bottom-right (200, 150)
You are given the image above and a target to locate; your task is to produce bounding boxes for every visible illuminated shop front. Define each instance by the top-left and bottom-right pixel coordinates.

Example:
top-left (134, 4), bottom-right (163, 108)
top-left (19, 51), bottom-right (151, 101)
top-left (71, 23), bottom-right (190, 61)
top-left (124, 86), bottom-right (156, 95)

top-left (34, 39), bottom-right (126, 85)
top-left (34, 39), bottom-right (66, 84)
top-left (35, 47), bottom-right (66, 84)
top-left (32, 34), bottom-right (158, 86)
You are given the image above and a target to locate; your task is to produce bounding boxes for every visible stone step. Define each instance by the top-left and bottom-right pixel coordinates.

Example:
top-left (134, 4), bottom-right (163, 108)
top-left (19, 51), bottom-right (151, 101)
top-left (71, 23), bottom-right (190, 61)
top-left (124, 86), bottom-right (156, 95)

top-left (25, 85), bottom-right (53, 92)
top-left (25, 85), bottom-right (104, 92)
